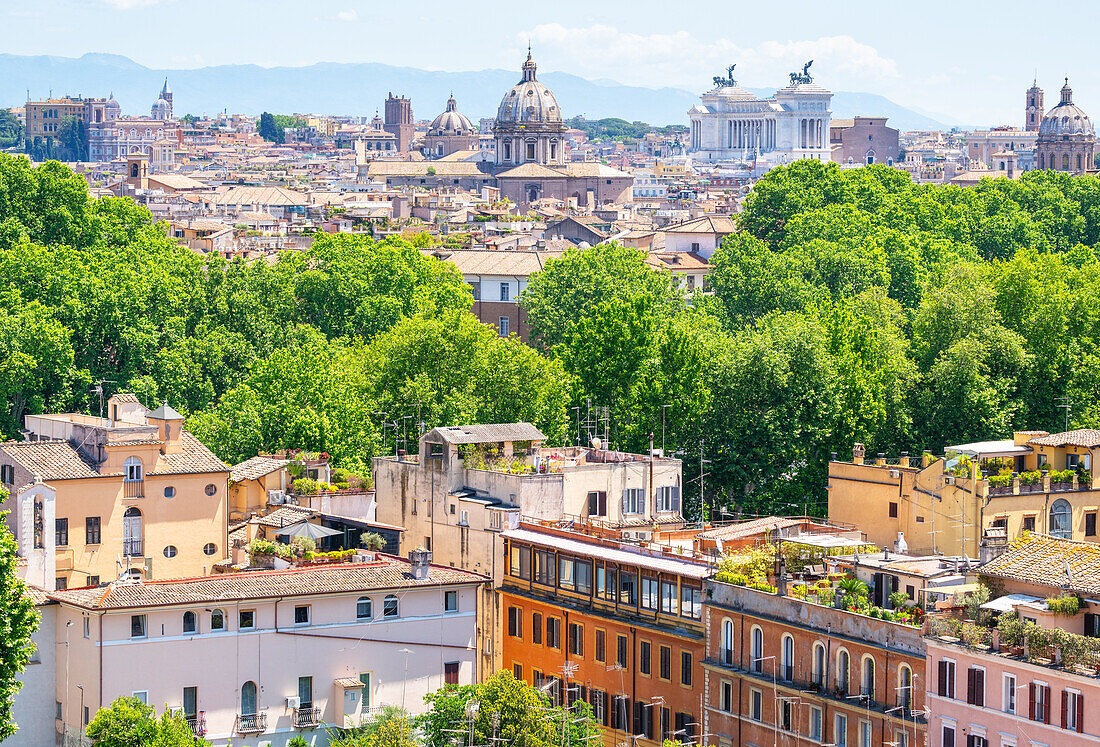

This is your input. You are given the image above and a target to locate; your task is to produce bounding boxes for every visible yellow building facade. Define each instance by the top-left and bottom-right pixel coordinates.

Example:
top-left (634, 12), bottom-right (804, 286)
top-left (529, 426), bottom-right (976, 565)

top-left (0, 394), bottom-right (229, 589)
top-left (828, 430), bottom-right (1100, 559)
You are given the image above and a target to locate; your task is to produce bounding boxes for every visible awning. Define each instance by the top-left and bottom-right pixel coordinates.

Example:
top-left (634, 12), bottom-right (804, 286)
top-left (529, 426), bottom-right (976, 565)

top-left (980, 593), bottom-right (1045, 613)
top-left (275, 521), bottom-right (342, 540)
top-left (334, 677), bottom-right (364, 689)
top-left (923, 583), bottom-right (980, 598)
top-left (946, 440), bottom-right (1032, 458)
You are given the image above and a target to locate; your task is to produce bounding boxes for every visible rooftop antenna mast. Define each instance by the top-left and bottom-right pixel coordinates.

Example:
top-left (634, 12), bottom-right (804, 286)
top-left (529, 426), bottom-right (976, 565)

top-left (89, 379), bottom-right (117, 419)
top-left (1056, 396), bottom-right (1072, 432)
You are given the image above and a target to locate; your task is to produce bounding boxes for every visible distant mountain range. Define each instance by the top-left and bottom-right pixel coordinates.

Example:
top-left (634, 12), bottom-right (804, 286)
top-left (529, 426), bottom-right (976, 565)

top-left (0, 52), bottom-right (952, 132)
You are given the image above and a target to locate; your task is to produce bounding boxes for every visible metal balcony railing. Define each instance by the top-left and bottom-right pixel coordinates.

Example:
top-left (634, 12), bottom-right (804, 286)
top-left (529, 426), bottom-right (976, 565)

top-left (234, 712), bottom-right (267, 734)
top-left (186, 714), bottom-right (206, 737)
top-left (292, 706), bottom-right (322, 728)
top-left (124, 480), bottom-right (144, 499)
top-left (122, 539), bottom-right (143, 557)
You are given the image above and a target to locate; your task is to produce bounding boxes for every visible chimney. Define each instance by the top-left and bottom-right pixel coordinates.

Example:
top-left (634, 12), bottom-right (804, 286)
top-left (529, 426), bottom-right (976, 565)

top-left (852, 443), bottom-right (866, 464)
top-left (922, 450), bottom-right (933, 468)
top-left (895, 532), bottom-right (908, 554)
top-left (409, 549), bottom-right (432, 580)
top-left (898, 452), bottom-right (910, 468)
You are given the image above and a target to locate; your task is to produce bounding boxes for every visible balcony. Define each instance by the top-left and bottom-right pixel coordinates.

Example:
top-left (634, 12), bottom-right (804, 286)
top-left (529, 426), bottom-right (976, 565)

top-left (292, 706), bottom-right (322, 728)
top-left (122, 539), bottom-right (143, 557)
top-left (124, 479), bottom-right (144, 499)
top-left (234, 712), bottom-right (267, 734)
top-left (186, 714), bottom-right (206, 737)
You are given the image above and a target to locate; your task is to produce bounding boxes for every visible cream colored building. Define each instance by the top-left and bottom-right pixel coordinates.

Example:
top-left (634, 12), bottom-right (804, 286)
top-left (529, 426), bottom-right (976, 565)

top-left (828, 429), bottom-right (1100, 559)
top-left (0, 394), bottom-right (229, 590)
top-left (372, 422), bottom-right (685, 675)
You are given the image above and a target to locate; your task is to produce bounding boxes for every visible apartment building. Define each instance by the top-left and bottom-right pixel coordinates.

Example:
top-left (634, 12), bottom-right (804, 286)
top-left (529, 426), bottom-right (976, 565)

top-left (702, 578), bottom-right (927, 747)
top-left (828, 430), bottom-right (1100, 558)
top-left (500, 523), bottom-right (708, 747)
top-left (0, 394), bottom-right (229, 589)
top-left (925, 533), bottom-right (1100, 747)
top-left (373, 422), bottom-right (684, 675)
top-left (49, 552), bottom-right (486, 747)
top-left (25, 98), bottom-right (89, 140)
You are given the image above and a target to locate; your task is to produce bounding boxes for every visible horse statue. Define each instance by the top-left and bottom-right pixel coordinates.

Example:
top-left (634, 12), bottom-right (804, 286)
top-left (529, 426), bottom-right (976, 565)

top-left (789, 60), bottom-right (814, 85)
top-left (713, 64), bottom-right (737, 88)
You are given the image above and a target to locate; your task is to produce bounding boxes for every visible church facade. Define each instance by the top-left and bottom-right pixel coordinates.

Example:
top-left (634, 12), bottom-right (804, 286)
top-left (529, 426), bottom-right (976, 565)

top-left (687, 63), bottom-right (832, 166)
top-left (362, 51), bottom-right (633, 208)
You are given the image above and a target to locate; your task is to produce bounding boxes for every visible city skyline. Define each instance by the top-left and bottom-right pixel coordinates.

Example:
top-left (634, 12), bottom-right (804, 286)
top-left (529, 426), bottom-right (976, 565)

top-left (4, 0), bottom-right (1097, 126)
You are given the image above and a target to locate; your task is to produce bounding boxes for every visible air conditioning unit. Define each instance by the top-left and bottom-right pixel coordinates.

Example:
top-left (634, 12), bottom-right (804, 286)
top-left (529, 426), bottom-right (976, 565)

top-left (286, 696), bottom-right (301, 709)
top-left (168, 706), bottom-right (184, 716)
top-left (889, 470), bottom-right (901, 479)
top-left (944, 476), bottom-right (957, 485)
top-left (268, 489), bottom-right (285, 505)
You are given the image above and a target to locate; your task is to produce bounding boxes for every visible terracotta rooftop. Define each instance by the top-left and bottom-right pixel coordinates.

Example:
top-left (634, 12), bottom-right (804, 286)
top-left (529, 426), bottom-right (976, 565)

top-left (230, 455), bottom-right (289, 482)
top-left (254, 504), bottom-right (316, 528)
top-left (48, 556), bottom-right (487, 611)
top-left (697, 517), bottom-right (808, 541)
top-left (978, 532), bottom-right (1100, 596)
top-left (1027, 429), bottom-right (1100, 449)
top-left (425, 423), bottom-right (546, 445)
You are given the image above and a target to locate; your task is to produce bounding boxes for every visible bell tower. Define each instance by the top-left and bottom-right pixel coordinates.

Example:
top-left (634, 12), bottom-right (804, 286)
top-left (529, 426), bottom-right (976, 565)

top-left (1026, 79), bottom-right (1044, 132)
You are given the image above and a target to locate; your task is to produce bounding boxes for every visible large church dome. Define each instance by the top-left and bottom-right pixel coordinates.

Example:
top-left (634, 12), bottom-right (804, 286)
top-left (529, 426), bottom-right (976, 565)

top-left (429, 96), bottom-right (476, 136)
top-left (495, 50), bottom-right (563, 125)
top-left (1039, 79), bottom-right (1094, 138)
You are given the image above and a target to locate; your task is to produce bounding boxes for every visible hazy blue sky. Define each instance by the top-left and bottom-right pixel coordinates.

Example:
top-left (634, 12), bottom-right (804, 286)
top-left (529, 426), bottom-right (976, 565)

top-left (5, 0), bottom-right (1096, 125)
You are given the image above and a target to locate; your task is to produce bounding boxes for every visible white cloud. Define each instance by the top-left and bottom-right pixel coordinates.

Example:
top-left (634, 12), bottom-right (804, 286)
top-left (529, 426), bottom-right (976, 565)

top-left (520, 24), bottom-right (899, 92)
top-left (336, 9), bottom-right (359, 22)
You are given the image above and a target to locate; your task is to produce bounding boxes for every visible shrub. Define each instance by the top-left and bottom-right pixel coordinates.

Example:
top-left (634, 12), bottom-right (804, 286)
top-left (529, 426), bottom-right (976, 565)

top-left (889, 591), bottom-right (910, 610)
top-left (1046, 594), bottom-right (1081, 616)
top-left (293, 477), bottom-right (320, 494)
top-left (988, 474), bottom-right (1012, 488)
top-left (1019, 470), bottom-right (1042, 486)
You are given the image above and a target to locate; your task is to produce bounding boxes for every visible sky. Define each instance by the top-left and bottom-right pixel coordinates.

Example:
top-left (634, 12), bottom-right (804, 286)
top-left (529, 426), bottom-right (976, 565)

top-left (3, 0), bottom-right (1097, 125)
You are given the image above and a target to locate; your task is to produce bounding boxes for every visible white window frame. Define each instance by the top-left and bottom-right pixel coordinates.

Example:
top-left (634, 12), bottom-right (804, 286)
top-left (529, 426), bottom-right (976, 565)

top-left (749, 687), bottom-right (762, 721)
top-left (498, 316), bottom-right (510, 337)
top-left (835, 713), bottom-right (848, 747)
top-left (1066, 687), bottom-right (1081, 731)
top-left (444, 589), bottom-right (459, 613)
top-left (809, 706), bottom-right (823, 741)
top-left (859, 719), bottom-right (872, 747)
top-left (655, 486), bottom-right (681, 513)
top-left (132, 690), bottom-right (148, 704)
top-left (622, 488), bottom-right (645, 515)
top-left (130, 614), bottom-right (147, 639)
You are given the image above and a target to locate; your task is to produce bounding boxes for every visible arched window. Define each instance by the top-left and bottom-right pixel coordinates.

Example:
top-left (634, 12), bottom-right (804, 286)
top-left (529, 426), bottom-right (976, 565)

top-left (241, 681), bottom-right (257, 715)
top-left (383, 594), bottom-right (399, 618)
top-left (861, 656), bottom-right (876, 700)
top-left (813, 642), bottom-right (827, 686)
top-left (750, 626), bottom-right (764, 673)
top-left (1063, 153), bottom-right (1071, 170)
top-left (525, 140), bottom-right (536, 161)
top-left (1078, 154), bottom-right (1083, 171)
top-left (183, 611), bottom-right (197, 634)
top-left (837, 649), bottom-right (850, 693)
top-left (1040, 152), bottom-right (1046, 169)
top-left (781, 634), bottom-right (794, 681)
top-left (721, 619), bottom-right (734, 664)
top-left (123, 456), bottom-right (143, 482)
top-left (123, 507), bottom-right (142, 557)
top-left (357, 596), bottom-right (373, 620)
top-left (898, 665), bottom-right (913, 711)
top-left (210, 609), bottom-right (225, 631)
top-left (130, 163), bottom-right (139, 178)
top-left (1050, 499), bottom-right (1072, 539)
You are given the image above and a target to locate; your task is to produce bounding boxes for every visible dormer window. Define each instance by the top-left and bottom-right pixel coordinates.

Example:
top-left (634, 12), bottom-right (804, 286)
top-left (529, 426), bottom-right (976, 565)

top-left (123, 457), bottom-right (143, 482)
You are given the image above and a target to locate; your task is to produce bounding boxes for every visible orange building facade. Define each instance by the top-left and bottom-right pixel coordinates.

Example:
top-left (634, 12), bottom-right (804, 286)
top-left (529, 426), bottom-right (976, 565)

top-left (701, 579), bottom-right (927, 747)
top-left (500, 525), bottom-right (708, 747)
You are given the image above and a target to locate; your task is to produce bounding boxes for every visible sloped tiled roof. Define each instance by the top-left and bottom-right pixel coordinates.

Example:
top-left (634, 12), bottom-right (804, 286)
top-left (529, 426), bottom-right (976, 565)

top-left (231, 455), bottom-right (289, 483)
top-left (1028, 429), bottom-right (1100, 449)
top-left (664, 215), bottom-right (737, 235)
top-left (425, 423), bottom-right (546, 445)
top-left (148, 433), bottom-right (229, 476)
top-left (0, 440), bottom-right (101, 481)
top-left (255, 505), bottom-right (316, 528)
top-left (48, 558), bottom-right (487, 610)
top-left (696, 517), bottom-right (807, 541)
top-left (977, 532), bottom-right (1100, 595)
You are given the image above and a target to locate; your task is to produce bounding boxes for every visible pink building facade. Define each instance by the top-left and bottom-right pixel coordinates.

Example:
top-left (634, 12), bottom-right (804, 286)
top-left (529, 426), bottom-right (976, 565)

top-left (926, 637), bottom-right (1094, 747)
top-left (50, 554), bottom-right (486, 746)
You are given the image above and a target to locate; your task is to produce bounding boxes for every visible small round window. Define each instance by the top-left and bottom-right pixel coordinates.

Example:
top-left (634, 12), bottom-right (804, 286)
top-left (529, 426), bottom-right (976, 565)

top-left (164, 486), bottom-right (176, 498)
top-left (205, 484), bottom-right (218, 496)
top-left (163, 545), bottom-right (178, 558)
top-left (203, 543), bottom-right (218, 556)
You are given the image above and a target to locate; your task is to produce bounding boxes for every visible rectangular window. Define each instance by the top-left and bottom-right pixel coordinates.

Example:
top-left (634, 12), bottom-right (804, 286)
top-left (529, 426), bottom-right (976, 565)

top-left (574, 561), bottom-right (592, 595)
top-left (568, 623), bottom-right (584, 656)
top-left (1003, 673), bottom-right (1017, 714)
top-left (55, 518), bottom-right (68, 547)
top-left (622, 488), bottom-right (645, 515)
top-left (680, 585), bottom-right (702, 619)
top-left (942, 725), bottom-right (955, 747)
top-left (547, 617), bottom-right (561, 649)
top-left (55, 577), bottom-right (67, 591)
top-left (750, 689), bottom-right (762, 721)
top-left (809, 707), bottom-right (823, 741)
top-left (470, 282), bottom-right (481, 300)
top-left (655, 486), bottom-right (681, 513)
top-left (680, 651), bottom-right (692, 686)
top-left (640, 577), bottom-right (658, 610)
top-left (183, 687), bottom-right (197, 717)
top-left (590, 689), bottom-right (607, 725)
top-left (239, 610), bottom-right (255, 629)
top-left (507, 606), bottom-right (522, 638)
top-left (87, 575), bottom-right (99, 587)
top-left (595, 629), bottom-right (606, 662)
top-left (780, 700), bottom-right (792, 731)
top-left (298, 676), bottom-right (313, 708)
top-left (0, 464), bottom-right (13, 485)
top-left (532, 612), bottom-right (542, 644)
top-left (619, 572), bottom-right (637, 605)
top-left (513, 663), bottom-right (522, 680)
top-left (1023, 515), bottom-right (1036, 532)
top-left (617, 635), bottom-right (628, 668)
top-left (444, 662), bottom-right (459, 686)
top-left (359, 672), bottom-right (371, 708)
top-left (720, 680), bottom-right (733, 712)
top-left (499, 282), bottom-right (510, 302)
top-left (835, 713), bottom-right (848, 747)
top-left (1088, 513), bottom-right (1097, 537)
top-left (444, 590), bottom-right (458, 613)
top-left (130, 614), bottom-right (147, 639)
top-left (937, 659), bottom-right (956, 698)
top-left (498, 317), bottom-right (510, 337)
top-left (859, 720), bottom-right (872, 747)
top-left (83, 617), bottom-right (90, 639)
top-left (533, 549), bottom-right (556, 586)
top-left (659, 645), bottom-right (671, 680)
top-left (560, 557), bottom-right (575, 589)
top-left (86, 517), bottom-right (101, 545)
top-left (889, 501), bottom-right (898, 518)
top-left (509, 546), bottom-right (529, 579)
top-left (659, 580), bottom-right (677, 614)
top-left (966, 667), bottom-right (985, 707)
top-left (294, 605), bottom-right (310, 625)
top-left (1030, 683), bottom-right (1050, 723)
top-left (587, 491), bottom-right (607, 517)
top-left (640, 640), bottom-right (651, 675)
top-left (132, 690), bottom-right (148, 704)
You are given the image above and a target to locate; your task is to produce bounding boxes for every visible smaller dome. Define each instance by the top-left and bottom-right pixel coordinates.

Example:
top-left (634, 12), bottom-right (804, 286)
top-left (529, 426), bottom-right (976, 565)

top-left (1038, 78), bottom-right (1095, 138)
top-left (429, 96), bottom-right (476, 136)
